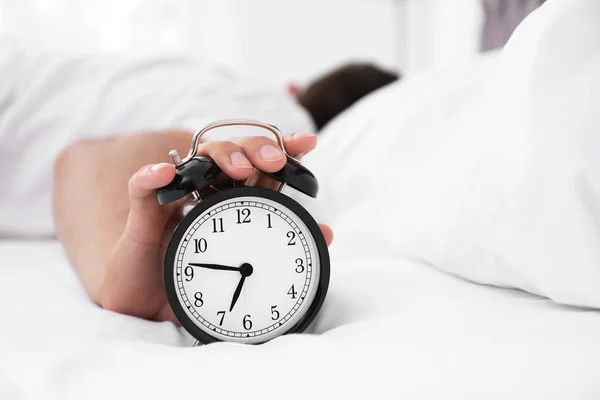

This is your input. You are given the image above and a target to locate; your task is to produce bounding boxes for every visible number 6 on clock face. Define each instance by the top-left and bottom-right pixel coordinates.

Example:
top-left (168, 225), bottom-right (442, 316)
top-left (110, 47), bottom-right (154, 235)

top-left (164, 186), bottom-right (330, 345)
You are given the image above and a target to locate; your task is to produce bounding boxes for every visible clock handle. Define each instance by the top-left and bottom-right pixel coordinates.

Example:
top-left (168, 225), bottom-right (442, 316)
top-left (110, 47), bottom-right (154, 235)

top-left (183, 119), bottom-right (295, 165)
top-left (156, 120), bottom-right (319, 204)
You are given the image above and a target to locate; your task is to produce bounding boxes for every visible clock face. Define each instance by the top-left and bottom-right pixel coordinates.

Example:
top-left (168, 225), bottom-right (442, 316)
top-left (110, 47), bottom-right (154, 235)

top-left (169, 191), bottom-right (321, 344)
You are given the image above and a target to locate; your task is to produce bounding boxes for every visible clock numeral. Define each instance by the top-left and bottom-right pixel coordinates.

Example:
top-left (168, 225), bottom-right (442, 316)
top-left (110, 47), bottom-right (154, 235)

top-left (295, 258), bottom-right (305, 273)
top-left (287, 231), bottom-right (296, 246)
top-left (271, 305), bottom-right (280, 321)
top-left (194, 292), bottom-right (204, 307)
top-left (184, 266), bottom-right (194, 282)
top-left (236, 208), bottom-right (251, 224)
top-left (217, 311), bottom-right (226, 326)
top-left (212, 218), bottom-right (224, 233)
top-left (267, 214), bottom-right (273, 229)
top-left (287, 285), bottom-right (298, 299)
top-left (194, 238), bottom-right (207, 253)
top-left (243, 314), bottom-right (253, 331)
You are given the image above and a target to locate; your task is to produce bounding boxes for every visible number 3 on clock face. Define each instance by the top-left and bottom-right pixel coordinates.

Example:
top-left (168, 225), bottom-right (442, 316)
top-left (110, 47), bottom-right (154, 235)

top-left (164, 186), bottom-right (330, 345)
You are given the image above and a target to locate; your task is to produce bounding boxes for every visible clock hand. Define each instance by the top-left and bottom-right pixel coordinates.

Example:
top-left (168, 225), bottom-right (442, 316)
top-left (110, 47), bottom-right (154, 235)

top-left (228, 263), bottom-right (254, 312)
top-left (229, 275), bottom-right (246, 312)
top-left (188, 263), bottom-right (241, 272)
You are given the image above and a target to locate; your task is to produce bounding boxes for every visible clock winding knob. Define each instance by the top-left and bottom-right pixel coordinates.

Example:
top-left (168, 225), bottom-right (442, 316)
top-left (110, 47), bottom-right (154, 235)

top-left (169, 149), bottom-right (183, 166)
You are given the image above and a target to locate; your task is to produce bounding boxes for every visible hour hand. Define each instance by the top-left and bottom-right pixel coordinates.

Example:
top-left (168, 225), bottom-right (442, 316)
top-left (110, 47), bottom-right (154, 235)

top-left (188, 263), bottom-right (241, 272)
top-left (229, 275), bottom-right (246, 312)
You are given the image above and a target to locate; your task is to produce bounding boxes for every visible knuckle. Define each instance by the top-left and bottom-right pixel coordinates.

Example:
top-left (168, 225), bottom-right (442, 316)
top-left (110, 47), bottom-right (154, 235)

top-left (127, 173), bottom-right (137, 191)
top-left (240, 136), bottom-right (277, 151)
top-left (128, 167), bottom-right (147, 194)
top-left (199, 140), bottom-right (239, 156)
top-left (127, 176), bottom-right (139, 197)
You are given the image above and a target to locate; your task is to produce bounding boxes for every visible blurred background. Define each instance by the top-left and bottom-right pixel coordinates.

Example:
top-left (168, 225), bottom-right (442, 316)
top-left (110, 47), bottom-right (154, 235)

top-left (0, 0), bottom-right (497, 87)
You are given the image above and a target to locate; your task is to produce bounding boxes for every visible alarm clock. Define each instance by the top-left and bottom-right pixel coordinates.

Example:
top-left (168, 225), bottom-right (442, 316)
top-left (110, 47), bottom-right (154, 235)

top-left (156, 120), bottom-right (330, 345)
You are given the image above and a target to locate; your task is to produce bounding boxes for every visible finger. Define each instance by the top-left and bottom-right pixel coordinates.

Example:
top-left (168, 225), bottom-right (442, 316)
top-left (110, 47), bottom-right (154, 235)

top-left (230, 136), bottom-right (287, 173)
top-left (159, 208), bottom-right (186, 253)
top-left (101, 162), bottom-right (177, 317)
top-left (283, 132), bottom-right (317, 157)
top-left (242, 132), bottom-right (317, 187)
top-left (319, 224), bottom-right (334, 247)
top-left (196, 140), bottom-right (254, 181)
top-left (125, 162), bottom-right (177, 245)
top-left (252, 172), bottom-right (281, 191)
top-left (243, 168), bottom-right (261, 187)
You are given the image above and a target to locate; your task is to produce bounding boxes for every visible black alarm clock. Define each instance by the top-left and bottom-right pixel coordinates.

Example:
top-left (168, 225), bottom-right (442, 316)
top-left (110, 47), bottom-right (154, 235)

top-left (156, 120), bottom-right (330, 345)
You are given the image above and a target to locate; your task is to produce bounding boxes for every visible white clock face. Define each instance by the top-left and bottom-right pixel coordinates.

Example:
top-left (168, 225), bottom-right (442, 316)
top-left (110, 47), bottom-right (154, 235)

top-left (173, 195), bottom-right (321, 344)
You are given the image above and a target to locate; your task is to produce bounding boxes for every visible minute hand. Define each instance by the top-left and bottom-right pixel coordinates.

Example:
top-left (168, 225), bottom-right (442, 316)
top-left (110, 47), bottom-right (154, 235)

top-left (188, 263), bottom-right (241, 272)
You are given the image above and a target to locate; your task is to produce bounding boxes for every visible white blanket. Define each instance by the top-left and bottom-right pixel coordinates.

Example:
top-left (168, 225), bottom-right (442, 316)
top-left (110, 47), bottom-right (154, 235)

top-left (2, 241), bottom-right (600, 399)
top-left (0, 38), bottom-right (314, 237)
top-left (305, 0), bottom-right (600, 310)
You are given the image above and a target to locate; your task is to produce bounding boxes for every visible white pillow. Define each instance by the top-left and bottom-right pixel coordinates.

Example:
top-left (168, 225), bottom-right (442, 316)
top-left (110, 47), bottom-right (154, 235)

top-left (453, 0), bottom-right (600, 308)
top-left (310, 0), bottom-right (600, 309)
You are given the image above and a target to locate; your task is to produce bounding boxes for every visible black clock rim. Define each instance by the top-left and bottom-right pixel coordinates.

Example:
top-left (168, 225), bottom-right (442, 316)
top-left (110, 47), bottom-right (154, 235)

top-left (164, 186), bottom-right (331, 345)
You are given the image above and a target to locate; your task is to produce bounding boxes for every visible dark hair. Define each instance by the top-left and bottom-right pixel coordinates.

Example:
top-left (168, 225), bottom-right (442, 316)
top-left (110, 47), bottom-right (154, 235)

top-left (298, 63), bottom-right (400, 130)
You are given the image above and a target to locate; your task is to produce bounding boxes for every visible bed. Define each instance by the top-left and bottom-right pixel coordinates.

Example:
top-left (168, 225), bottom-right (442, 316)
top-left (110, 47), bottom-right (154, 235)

top-left (2, 0), bottom-right (600, 398)
top-left (2, 240), bottom-right (600, 399)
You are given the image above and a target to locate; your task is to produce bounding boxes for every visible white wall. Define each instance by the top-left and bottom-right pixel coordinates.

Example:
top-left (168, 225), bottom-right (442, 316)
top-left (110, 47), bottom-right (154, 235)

top-left (0, 0), bottom-right (483, 84)
top-left (432, 0), bottom-right (483, 66)
top-left (225, 0), bottom-right (398, 85)
top-left (402, 0), bottom-right (483, 74)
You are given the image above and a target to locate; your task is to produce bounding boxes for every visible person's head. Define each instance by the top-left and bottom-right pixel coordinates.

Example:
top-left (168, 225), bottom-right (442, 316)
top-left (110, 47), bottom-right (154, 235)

top-left (293, 63), bottom-right (400, 131)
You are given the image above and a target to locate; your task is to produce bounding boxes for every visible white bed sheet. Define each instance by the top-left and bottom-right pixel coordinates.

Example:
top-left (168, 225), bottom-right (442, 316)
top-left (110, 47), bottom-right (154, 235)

top-left (1, 240), bottom-right (600, 400)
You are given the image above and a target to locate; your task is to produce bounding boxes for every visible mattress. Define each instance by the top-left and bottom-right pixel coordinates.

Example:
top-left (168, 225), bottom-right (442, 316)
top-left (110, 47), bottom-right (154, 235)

top-left (1, 240), bottom-right (599, 399)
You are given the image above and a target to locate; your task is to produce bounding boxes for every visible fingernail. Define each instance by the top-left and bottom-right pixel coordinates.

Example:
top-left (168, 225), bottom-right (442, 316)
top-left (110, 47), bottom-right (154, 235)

top-left (293, 132), bottom-right (315, 138)
top-left (260, 145), bottom-right (284, 161)
top-left (230, 151), bottom-right (252, 168)
top-left (245, 169), bottom-right (261, 186)
top-left (150, 163), bottom-right (171, 173)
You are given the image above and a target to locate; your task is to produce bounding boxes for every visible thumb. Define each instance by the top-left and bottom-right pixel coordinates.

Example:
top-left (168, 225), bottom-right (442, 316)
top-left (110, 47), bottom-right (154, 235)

top-left (124, 162), bottom-right (176, 245)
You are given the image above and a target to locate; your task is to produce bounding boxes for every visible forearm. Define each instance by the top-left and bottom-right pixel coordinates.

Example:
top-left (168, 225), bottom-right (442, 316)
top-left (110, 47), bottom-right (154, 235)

top-left (52, 130), bottom-right (192, 303)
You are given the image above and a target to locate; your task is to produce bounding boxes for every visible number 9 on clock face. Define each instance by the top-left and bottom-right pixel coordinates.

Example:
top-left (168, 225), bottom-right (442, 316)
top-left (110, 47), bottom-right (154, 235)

top-left (164, 187), bottom-right (330, 345)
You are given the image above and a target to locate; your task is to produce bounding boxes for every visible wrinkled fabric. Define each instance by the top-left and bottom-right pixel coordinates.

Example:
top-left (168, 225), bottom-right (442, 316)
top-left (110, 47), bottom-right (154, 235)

top-left (0, 37), bottom-right (313, 237)
top-left (312, 0), bottom-right (600, 309)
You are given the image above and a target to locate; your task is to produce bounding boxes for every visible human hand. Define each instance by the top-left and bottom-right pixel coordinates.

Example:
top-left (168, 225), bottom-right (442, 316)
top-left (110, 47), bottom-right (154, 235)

top-left (99, 133), bottom-right (333, 324)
